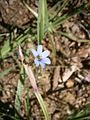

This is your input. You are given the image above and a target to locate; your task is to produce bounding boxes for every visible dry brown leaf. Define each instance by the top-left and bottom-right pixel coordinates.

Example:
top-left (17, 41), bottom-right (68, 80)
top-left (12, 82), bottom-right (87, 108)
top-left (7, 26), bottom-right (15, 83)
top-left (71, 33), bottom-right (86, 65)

top-left (76, 47), bottom-right (90, 58)
top-left (53, 66), bottom-right (61, 90)
top-left (62, 64), bottom-right (78, 82)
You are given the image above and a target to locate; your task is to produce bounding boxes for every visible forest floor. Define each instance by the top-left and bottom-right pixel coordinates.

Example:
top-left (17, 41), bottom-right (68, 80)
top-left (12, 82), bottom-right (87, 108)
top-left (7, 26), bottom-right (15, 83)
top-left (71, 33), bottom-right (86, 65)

top-left (0, 0), bottom-right (90, 120)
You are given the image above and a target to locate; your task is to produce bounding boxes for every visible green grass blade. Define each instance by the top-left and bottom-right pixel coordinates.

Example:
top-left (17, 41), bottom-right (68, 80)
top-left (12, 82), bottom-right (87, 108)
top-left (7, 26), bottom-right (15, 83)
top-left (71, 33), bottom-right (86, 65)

top-left (15, 66), bottom-right (25, 119)
top-left (52, 3), bottom-right (90, 28)
top-left (23, 2), bottom-right (38, 18)
top-left (35, 91), bottom-right (50, 120)
top-left (37, 0), bottom-right (48, 44)
top-left (58, 31), bottom-right (90, 43)
top-left (23, 64), bottom-right (49, 120)
top-left (49, 0), bottom-right (69, 20)
top-left (0, 29), bottom-right (30, 59)
top-left (25, 88), bottom-right (30, 120)
top-left (0, 67), bottom-right (12, 78)
top-left (0, 40), bottom-right (11, 58)
top-left (68, 103), bottom-right (90, 120)
top-left (13, 28), bottom-right (30, 48)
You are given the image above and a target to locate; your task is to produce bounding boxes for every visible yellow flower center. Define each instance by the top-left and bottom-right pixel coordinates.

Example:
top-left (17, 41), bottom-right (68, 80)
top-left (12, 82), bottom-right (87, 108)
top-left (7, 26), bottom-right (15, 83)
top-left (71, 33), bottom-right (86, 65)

top-left (37, 56), bottom-right (42, 61)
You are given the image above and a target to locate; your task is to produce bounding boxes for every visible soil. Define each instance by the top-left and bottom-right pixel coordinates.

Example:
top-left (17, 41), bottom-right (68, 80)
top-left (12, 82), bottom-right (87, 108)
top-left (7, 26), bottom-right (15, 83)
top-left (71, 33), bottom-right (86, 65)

top-left (0, 0), bottom-right (90, 120)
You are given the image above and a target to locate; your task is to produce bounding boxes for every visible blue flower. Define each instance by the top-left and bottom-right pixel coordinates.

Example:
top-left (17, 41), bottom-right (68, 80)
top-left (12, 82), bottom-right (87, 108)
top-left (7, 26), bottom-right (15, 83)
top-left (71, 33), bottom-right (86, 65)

top-left (31, 45), bottom-right (51, 68)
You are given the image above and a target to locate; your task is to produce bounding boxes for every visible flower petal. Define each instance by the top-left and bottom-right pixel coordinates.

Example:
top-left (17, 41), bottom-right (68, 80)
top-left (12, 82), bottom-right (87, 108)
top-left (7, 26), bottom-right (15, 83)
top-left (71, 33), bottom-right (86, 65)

top-left (34, 59), bottom-right (39, 67)
top-left (37, 45), bottom-right (42, 55)
top-left (40, 62), bottom-right (46, 68)
top-left (31, 49), bottom-right (38, 57)
top-left (40, 50), bottom-right (50, 58)
top-left (41, 58), bottom-right (51, 64)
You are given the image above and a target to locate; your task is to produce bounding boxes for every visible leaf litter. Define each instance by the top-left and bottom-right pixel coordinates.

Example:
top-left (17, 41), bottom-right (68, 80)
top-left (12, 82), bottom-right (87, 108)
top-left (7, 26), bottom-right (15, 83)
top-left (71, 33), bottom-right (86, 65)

top-left (0, 0), bottom-right (90, 120)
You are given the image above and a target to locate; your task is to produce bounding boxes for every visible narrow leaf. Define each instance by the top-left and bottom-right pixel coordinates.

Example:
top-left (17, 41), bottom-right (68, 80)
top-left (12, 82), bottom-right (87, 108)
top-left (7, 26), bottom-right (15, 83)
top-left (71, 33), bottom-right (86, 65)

top-left (15, 66), bottom-right (25, 119)
top-left (23, 64), bottom-right (49, 120)
top-left (1, 40), bottom-right (11, 58)
top-left (0, 67), bottom-right (12, 78)
top-left (52, 3), bottom-right (90, 28)
top-left (37, 0), bottom-right (48, 43)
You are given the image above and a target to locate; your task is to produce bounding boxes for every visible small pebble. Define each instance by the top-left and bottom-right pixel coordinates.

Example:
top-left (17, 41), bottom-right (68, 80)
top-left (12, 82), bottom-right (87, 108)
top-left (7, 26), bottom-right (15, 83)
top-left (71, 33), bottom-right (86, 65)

top-left (58, 83), bottom-right (64, 88)
top-left (75, 104), bottom-right (79, 109)
top-left (82, 102), bottom-right (85, 106)
top-left (82, 98), bottom-right (86, 102)
top-left (66, 79), bottom-right (74, 88)
top-left (48, 43), bottom-right (52, 50)
top-left (78, 100), bottom-right (82, 105)
top-left (84, 94), bottom-right (88, 98)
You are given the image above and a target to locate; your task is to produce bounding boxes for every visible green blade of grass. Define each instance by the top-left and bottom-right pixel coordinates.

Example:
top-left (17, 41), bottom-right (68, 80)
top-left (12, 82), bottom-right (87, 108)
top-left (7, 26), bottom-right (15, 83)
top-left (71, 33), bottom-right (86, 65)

top-left (58, 31), bottom-right (90, 43)
top-left (0, 40), bottom-right (11, 58)
top-left (23, 64), bottom-right (49, 120)
top-left (0, 67), bottom-right (12, 78)
top-left (25, 88), bottom-right (30, 120)
top-left (49, 0), bottom-right (69, 21)
top-left (35, 91), bottom-right (50, 120)
top-left (12, 28), bottom-right (30, 49)
top-left (52, 2), bottom-right (90, 28)
top-left (37, 0), bottom-right (48, 44)
top-left (68, 103), bottom-right (90, 120)
top-left (23, 2), bottom-right (38, 18)
top-left (15, 66), bottom-right (25, 119)
top-left (0, 28), bottom-right (30, 59)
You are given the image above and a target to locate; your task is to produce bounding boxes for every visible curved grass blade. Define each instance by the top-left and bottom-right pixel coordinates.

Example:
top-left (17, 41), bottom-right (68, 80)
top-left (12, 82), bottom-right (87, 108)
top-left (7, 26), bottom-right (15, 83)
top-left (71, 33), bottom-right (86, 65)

top-left (23, 64), bottom-right (49, 120)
